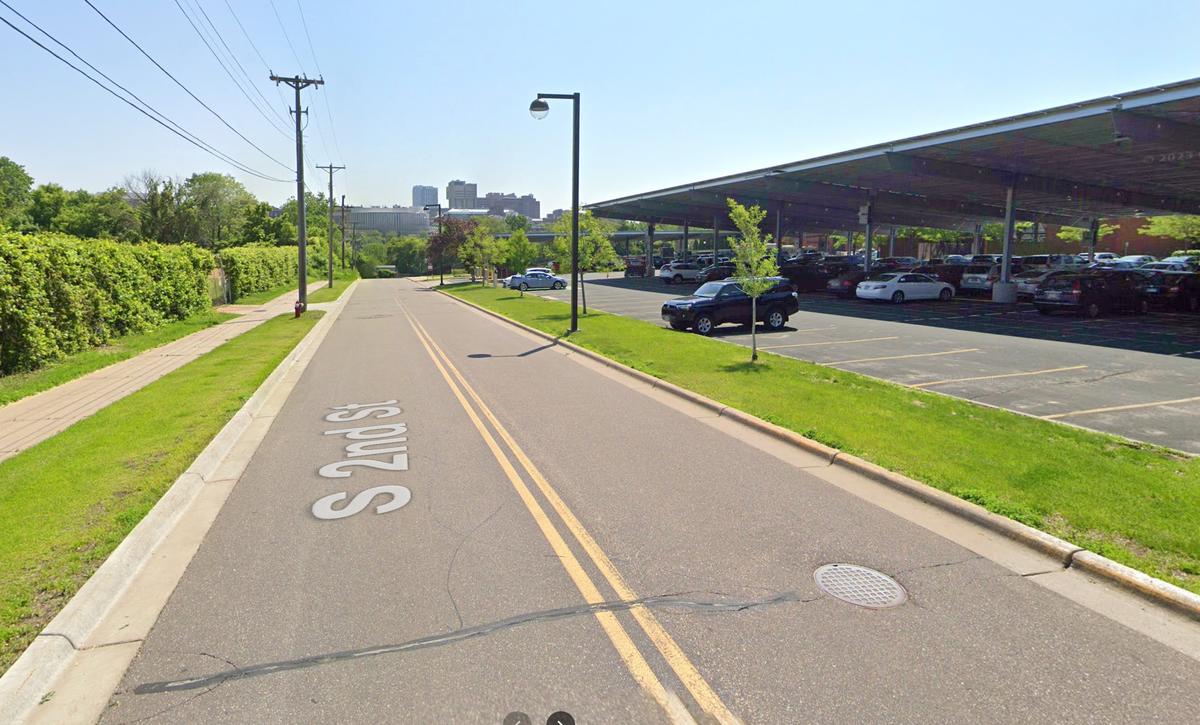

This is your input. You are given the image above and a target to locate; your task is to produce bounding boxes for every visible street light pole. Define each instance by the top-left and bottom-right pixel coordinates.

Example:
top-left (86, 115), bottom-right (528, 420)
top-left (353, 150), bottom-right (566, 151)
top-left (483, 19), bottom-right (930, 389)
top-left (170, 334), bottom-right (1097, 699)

top-left (530, 92), bottom-right (580, 333)
top-left (423, 203), bottom-right (444, 285)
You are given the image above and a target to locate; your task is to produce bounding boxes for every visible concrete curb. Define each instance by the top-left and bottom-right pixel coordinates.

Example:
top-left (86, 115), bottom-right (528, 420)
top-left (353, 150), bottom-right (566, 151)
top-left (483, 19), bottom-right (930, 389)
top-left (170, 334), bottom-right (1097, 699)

top-left (0, 281), bottom-right (357, 723)
top-left (434, 284), bottom-right (1200, 621)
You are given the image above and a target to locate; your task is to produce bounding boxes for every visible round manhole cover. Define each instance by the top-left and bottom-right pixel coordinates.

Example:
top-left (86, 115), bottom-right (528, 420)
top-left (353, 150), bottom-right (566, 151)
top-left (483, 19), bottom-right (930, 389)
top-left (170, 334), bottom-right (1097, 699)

top-left (813, 564), bottom-right (907, 609)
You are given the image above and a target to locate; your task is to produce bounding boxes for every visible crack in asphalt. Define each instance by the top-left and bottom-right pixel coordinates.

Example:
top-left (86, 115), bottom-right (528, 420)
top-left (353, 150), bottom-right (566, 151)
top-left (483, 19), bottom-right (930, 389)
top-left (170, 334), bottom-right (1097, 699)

top-left (892, 555), bottom-right (984, 577)
top-left (444, 503), bottom-right (505, 629)
top-left (128, 590), bottom-right (816, 697)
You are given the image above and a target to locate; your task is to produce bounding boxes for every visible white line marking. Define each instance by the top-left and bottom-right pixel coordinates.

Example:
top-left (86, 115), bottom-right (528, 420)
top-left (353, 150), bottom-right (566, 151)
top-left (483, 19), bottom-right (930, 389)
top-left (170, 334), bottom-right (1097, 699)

top-left (827, 348), bottom-right (981, 365)
top-left (760, 336), bottom-right (899, 350)
top-left (911, 365), bottom-right (1088, 388)
top-left (1043, 395), bottom-right (1200, 420)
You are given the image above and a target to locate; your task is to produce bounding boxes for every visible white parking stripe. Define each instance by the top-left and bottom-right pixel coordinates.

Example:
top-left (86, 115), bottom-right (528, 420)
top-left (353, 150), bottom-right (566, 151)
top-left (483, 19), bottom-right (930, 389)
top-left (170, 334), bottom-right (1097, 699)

top-left (911, 365), bottom-right (1087, 388)
top-left (827, 348), bottom-right (981, 365)
top-left (760, 336), bottom-right (899, 350)
top-left (1042, 395), bottom-right (1200, 420)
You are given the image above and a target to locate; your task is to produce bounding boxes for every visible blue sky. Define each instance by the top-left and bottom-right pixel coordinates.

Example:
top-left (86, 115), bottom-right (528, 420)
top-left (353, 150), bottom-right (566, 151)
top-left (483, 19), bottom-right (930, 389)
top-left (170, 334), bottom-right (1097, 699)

top-left (3, 0), bottom-right (1199, 212)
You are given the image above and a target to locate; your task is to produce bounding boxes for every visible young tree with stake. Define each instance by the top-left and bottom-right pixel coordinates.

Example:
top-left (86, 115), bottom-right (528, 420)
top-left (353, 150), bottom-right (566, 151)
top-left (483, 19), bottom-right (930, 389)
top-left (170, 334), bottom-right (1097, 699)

top-left (727, 198), bottom-right (780, 362)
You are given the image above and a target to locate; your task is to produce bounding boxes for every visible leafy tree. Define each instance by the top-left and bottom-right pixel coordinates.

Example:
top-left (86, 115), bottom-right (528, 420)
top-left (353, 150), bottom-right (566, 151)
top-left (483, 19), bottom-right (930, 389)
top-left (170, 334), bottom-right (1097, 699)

top-left (1142, 215), bottom-right (1200, 249)
top-left (388, 235), bottom-right (429, 276)
top-left (55, 188), bottom-right (138, 241)
top-left (28, 183), bottom-right (69, 230)
top-left (727, 198), bottom-right (779, 362)
top-left (428, 217), bottom-right (473, 281)
top-left (505, 214), bottom-right (529, 232)
top-left (126, 171), bottom-right (193, 244)
top-left (502, 228), bottom-right (539, 275)
top-left (0, 156), bottom-right (33, 230)
top-left (547, 211), bottom-right (620, 312)
top-left (459, 224), bottom-right (499, 284)
top-left (183, 172), bottom-right (256, 249)
top-left (239, 202), bottom-right (295, 246)
top-left (1055, 223), bottom-right (1118, 250)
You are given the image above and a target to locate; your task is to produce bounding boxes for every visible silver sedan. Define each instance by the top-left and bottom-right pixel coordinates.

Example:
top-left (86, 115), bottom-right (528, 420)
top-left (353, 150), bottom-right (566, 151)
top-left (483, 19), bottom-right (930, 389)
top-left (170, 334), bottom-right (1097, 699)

top-left (507, 271), bottom-right (566, 291)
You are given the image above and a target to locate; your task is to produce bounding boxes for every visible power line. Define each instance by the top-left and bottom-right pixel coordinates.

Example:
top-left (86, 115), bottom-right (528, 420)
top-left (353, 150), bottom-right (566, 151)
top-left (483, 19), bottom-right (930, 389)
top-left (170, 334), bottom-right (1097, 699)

top-left (187, 0), bottom-right (292, 132)
top-left (171, 0), bottom-right (291, 140)
top-left (0, 8), bottom-right (289, 182)
top-left (267, 0), bottom-right (306, 75)
top-left (82, 0), bottom-right (292, 173)
top-left (219, 0), bottom-right (293, 138)
top-left (295, 0), bottom-right (344, 162)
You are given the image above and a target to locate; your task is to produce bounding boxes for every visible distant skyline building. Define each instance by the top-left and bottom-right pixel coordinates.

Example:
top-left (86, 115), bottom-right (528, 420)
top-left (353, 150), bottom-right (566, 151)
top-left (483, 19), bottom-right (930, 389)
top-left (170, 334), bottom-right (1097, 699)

top-left (446, 180), bottom-right (478, 210)
top-left (346, 206), bottom-right (431, 236)
top-left (412, 185), bottom-right (438, 208)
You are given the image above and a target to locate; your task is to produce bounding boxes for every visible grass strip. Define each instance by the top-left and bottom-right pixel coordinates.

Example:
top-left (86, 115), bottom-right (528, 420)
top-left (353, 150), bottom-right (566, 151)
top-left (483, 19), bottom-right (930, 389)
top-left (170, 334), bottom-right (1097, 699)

top-left (233, 280), bottom-right (299, 305)
top-left (446, 285), bottom-right (1200, 594)
top-left (0, 313), bottom-right (321, 674)
top-left (0, 311), bottom-right (234, 407)
top-left (307, 267), bottom-right (360, 303)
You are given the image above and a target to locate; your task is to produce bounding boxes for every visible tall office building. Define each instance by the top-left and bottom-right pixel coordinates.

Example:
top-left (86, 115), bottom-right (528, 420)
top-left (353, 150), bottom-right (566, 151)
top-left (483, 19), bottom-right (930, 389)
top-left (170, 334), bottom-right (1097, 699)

top-left (412, 185), bottom-right (438, 208)
top-left (446, 180), bottom-right (478, 210)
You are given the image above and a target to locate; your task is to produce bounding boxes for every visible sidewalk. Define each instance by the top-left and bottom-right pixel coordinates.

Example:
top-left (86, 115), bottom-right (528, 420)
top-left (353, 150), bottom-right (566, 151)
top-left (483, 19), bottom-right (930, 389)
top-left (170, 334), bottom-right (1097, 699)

top-left (0, 281), bottom-right (324, 464)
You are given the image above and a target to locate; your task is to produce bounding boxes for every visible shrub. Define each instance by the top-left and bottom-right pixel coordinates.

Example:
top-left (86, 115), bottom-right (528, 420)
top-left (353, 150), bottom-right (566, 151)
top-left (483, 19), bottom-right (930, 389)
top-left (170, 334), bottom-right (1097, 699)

top-left (0, 232), bottom-right (214, 374)
top-left (216, 246), bottom-right (298, 301)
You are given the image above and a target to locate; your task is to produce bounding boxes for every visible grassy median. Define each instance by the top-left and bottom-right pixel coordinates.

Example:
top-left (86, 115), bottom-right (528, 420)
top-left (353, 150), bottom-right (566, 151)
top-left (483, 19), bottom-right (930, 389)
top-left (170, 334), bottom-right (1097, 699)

top-left (445, 285), bottom-right (1200, 594)
top-left (0, 313), bottom-right (321, 674)
top-left (0, 311), bottom-right (234, 407)
top-left (307, 267), bottom-right (360, 304)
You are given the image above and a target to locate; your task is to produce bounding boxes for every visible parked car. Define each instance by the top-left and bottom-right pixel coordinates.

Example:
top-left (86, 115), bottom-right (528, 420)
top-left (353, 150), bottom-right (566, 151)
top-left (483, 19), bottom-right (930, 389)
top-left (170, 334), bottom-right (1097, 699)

top-left (877, 256), bottom-right (919, 267)
top-left (1142, 272), bottom-right (1200, 312)
top-left (856, 272), bottom-right (955, 303)
top-left (1014, 269), bottom-right (1071, 298)
top-left (1161, 255), bottom-right (1199, 267)
top-left (660, 278), bottom-right (800, 335)
top-left (826, 268), bottom-right (870, 297)
top-left (505, 271), bottom-right (566, 291)
top-left (1140, 261), bottom-right (1194, 272)
top-left (778, 262), bottom-right (831, 291)
top-left (698, 262), bottom-right (735, 283)
top-left (1034, 272), bottom-right (1148, 317)
top-left (931, 263), bottom-right (968, 288)
top-left (1020, 254), bottom-right (1084, 272)
top-left (658, 261), bottom-right (702, 284)
top-left (970, 254), bottom-right (1002, 264)
top-left (1117, 254), bottom-right (1157, 266)
top-left (943, 254), bottom-right (971, 265)
top-left (960, 262), bottom-right (1025, 293)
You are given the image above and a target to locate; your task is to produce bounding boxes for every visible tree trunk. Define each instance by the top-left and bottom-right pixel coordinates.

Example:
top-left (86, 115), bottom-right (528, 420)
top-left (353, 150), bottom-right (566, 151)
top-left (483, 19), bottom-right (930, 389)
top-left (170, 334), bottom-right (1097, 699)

top-left (751, 296), bottom-right (758, 361)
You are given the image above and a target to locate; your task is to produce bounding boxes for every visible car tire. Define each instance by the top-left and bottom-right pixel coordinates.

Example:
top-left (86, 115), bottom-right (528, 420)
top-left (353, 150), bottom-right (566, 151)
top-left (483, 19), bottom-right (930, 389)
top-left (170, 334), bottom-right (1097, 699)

top-left (693, 315), bottom-right (715, 336)
top-left (518, 282), bottom-right (529, 291)
top-left (1037, 306), bottom-right (1053, 315)
top-left (673, 274), bottom-right (683, 284)
top-left (552, 281), bottom-right (565, 290)
top-left (1083, 302), bottom-right (1101, 318)
top-left (765, 308), bottom-right (786, 330)
top-left (891, 291), bottom-right (905, 304)
top-left (938, 288), bottom-right (953, 301)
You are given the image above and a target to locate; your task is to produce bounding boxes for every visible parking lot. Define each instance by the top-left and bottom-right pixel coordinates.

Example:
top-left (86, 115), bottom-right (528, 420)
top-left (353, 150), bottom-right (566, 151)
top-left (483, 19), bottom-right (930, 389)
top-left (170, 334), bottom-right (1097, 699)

top-left (538, 273), bottom-right (1200, 454)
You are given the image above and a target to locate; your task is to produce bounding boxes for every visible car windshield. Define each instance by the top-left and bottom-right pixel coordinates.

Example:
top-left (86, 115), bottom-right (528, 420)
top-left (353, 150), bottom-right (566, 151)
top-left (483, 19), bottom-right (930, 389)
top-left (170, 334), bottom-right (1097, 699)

top-left (965, 265), bottom-right (991, 274)
top-left (692, 282), bottom-right (726, 297)
top-left (1043, 276), bottom-right (1080, 289)
top-left (869, 273), bottom-right (899, 281)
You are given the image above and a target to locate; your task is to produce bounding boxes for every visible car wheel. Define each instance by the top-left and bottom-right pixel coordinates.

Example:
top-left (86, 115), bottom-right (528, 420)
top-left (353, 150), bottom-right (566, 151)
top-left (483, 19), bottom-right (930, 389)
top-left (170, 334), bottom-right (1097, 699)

top-left (693, 315), bottom-right (715, 336)
top-left (891, 291), bottom-right (905, 304)
top-left (673, 274), bottom-right (683, 284)
top-left (765, 308), bottom-right (786, 330)
top-left (552, 281), bottom-right (565, 290)
top-left (938, 288), bottom-right (953, 302)
top-left (518, 282), bottom-right (529, 291)
top-left (1083, 301), bottom-right (1100, 318)
top-left (1037, 306), bottom-right (1053, 316)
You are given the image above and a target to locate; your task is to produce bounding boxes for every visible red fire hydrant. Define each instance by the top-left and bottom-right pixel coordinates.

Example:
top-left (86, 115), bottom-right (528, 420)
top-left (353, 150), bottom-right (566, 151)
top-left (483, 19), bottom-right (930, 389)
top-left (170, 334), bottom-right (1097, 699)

top-left (294, 300), bottom-right (303, 318)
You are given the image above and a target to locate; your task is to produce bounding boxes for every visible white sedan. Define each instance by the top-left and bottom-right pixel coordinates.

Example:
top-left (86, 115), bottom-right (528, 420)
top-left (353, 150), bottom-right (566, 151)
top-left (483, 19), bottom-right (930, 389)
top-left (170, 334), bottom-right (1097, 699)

top-left (504, 271), bottom-right (566, 291)
top-left (856, 272), bottom-right (955, 303)
top-left (1015, 269), bottom-right (1071, 297)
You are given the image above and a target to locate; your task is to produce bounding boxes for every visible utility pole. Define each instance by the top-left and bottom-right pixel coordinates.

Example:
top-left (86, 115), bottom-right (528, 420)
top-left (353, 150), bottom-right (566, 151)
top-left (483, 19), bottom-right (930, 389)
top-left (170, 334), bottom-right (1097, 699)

top-left (270, 73), bottom-right (324, 311)
top-left (339, 194), bottom-right (347, 269)
top-left (318, 164), bottom-right (345, 289)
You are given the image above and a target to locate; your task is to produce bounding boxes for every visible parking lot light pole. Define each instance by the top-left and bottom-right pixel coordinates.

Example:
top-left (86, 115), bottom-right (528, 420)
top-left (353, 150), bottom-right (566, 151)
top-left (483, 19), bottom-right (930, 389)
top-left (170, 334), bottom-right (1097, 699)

top-left (423, 203), bottom-right (443, 285)
top-left (530, 92), bottom-right (580, 333)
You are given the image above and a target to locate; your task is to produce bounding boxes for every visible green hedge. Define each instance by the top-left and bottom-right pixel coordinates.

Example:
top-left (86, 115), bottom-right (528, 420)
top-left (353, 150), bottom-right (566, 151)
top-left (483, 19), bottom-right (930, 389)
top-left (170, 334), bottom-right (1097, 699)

top-left (216, 246), bottom-right (298, 301)
top-left (0, 233), bottom-right (214, 374)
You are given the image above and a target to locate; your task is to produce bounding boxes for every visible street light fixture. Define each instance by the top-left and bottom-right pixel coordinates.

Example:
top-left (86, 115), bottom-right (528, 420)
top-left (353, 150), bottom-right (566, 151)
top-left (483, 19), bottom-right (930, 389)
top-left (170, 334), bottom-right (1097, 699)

top-left (529, 92), bottom-right (580, 332)
top-left (423, 203), bottom-right (444, 285)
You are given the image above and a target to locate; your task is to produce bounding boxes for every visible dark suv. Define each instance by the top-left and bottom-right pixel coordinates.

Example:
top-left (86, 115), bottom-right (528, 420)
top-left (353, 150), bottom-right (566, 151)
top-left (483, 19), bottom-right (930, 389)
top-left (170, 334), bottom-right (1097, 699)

top-left (661, 278), bottom-right (800, 335)
top-left (1142, 272), bottom-right (1200, 312)
top-left (1034, 272), bottom-right (1149, 317)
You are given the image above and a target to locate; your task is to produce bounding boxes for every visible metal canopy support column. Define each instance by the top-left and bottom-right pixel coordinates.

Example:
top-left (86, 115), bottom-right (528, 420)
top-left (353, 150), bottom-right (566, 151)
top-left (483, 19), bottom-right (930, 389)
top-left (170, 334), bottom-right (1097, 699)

top-left (645, 223), bottom-right (656, 277)
top-left (774, 209), bottom-right (783, 261)
top-left (1088, 218), bottom-right (1100, 263)
top-left (712, 216), bottom-right (720, 261)
top-left (888, 227), bottom-right (896, 257)
top-left (994, 183), bottom-right (1019, 302)
top-left (973, 223), bottom-right (982, 255)
top-left (860, 199), bottom-right (874, 275)
top-left (682, 223), bottom-right (689, 261)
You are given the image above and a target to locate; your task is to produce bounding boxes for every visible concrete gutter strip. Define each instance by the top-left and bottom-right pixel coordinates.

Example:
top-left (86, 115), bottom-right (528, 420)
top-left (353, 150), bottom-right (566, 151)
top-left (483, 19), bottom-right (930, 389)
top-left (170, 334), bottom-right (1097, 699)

top-left (0, 281), bottom-right (356, 723)
top-left (435, 285), bottom-right (1200, 621)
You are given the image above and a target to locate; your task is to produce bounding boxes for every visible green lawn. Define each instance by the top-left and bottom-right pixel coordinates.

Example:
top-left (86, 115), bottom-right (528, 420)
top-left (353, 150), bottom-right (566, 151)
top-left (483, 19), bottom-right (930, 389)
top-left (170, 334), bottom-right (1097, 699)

top-left (307, 266), bottom-right (360, 303)
top-left (0, 313), bottom-right (321, 674)
top-left (0, 311), bottom-right (235, 407)
top-left (446, 285), bottom-right (1200, 594)
top-left (234, 280), bottom-right (299, 305)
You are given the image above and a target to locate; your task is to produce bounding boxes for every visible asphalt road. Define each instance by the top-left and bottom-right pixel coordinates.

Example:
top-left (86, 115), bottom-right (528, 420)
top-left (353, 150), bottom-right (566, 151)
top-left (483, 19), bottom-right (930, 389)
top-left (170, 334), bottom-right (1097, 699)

top-left (102, 279), bottom-right (1200, 723)
top-left (540, 273), bottom-right (1200, 454)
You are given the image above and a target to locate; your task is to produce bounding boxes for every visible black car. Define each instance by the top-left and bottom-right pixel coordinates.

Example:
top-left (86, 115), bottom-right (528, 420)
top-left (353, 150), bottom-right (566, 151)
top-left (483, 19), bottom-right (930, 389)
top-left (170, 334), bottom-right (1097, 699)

top-left (1142, 271), bottom-right (1200, 312)
top-left (698, 262), bottom-right (735, 283)
top-left (661, 278), bottom-right (800, 335)
top-left (1034, 272), bottom-right (1149, 317)
top-left (825, 268), bottom-right (868, 297)
top-left (778, 261), bottom-right (831, 291)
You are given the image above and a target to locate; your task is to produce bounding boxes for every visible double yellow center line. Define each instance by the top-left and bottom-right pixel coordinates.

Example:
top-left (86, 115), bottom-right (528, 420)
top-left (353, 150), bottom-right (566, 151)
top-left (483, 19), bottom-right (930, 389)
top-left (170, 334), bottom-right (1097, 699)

top-left (402, 308), bottom-right (739, 725)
